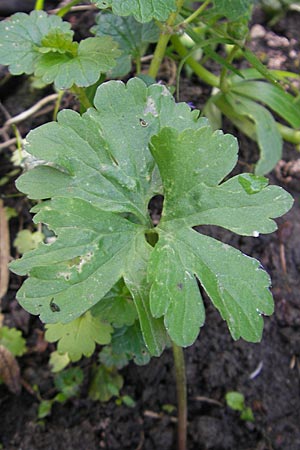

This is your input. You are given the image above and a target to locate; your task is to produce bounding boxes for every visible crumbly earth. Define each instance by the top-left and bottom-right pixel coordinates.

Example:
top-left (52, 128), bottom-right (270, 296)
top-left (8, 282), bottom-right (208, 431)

top-left (0, 6), bottom-right (299, 450)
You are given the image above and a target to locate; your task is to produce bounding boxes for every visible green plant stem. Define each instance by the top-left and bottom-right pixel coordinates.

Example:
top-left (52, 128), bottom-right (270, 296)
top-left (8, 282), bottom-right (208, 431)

top-left (34, 0), bottom-right (45, 10)
top-left (56, 0), bottom-right (82, 17)
top-left (277, 123), bottom-right (300, 145)
top-left (71, 86), bottom-right (92, 110)
top-left (172, 342), bottom-right (187, 450)
top-left (53, 90), bottom-right (64, 121)
top-left (181, 0), bottom-right (211, 25)
top-left (171, 35), bottom-right (219, 87)
top-left (148, 0), bottom-right (185, 78)
top-left (135, 57), bottom-right (142, 75)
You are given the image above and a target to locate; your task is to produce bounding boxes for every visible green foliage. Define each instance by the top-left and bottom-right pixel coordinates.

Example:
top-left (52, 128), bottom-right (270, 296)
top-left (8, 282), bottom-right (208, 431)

top-left (91, 280), bottom-right (138, 328)
top-left (13, 229), bottom-right (44, 254)
top-left (111, 322), bottom-right (151, 365)
top-left (10, 78), bottom-right (293, 356)
top-left (0, 326), bottom-right (26, 357)
top-left (0, 10), bottom-right (120, 89)
top-left (92, 12), bottom-right (159, 77)
top-left (38, 367), bottom-right (83, 418)
top-left (45, 312), bottom-right (113, 362)
top-left (49, 351), bottom-right (70, 373)
top-left (225, 391), bottom-right (254, 422)
top-left (93, 0), bottom-right (177, 22)
top-left (212, 0), bottom-right (255, 19)
top-left (89, 365), bottom-right (123, 402)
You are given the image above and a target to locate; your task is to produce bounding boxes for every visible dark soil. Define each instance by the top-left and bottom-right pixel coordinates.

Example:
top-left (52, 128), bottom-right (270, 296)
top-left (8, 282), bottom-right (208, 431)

top-left (1, 5), bottom-right (300, 450)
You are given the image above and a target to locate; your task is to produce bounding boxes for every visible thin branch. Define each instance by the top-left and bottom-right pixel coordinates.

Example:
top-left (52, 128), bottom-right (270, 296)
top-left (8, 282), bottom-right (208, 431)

top-left (3, 93), bottom-right (59, 128)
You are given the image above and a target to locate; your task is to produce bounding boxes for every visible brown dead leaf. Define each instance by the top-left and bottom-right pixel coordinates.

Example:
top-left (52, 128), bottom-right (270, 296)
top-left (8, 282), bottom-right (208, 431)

top-left (0, 199), bottom-right (10, 301)
top-left (0, 344), bottom-right (21, 394)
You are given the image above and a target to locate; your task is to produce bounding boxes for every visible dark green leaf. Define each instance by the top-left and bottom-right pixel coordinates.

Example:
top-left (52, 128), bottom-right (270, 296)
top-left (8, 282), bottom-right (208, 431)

top-left (92, 12), bottom-right (159, 77)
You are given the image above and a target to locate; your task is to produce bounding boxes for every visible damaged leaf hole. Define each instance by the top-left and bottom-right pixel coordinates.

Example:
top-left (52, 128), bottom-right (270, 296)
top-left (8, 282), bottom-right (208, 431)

top-left (148, 194), bottom-right (164, 226)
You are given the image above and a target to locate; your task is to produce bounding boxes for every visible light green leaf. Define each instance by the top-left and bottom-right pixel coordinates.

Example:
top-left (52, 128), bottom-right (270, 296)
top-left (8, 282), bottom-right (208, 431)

top-left (49, 351), bottom-right (70, 373)
top-left (92, 12), bottom-right (159, 77)
top-left (225, 391), bottom-right (245, 411)
top-left (0, 326), bottom-right (26, 357)
top-left (224, 92), bottom-right (283, 174)
top-left (45, 311), bottom-right (113, 361)
top-left (0, 11), bottom-right (120, 89)
top-left (34, 36), bottom-right (121, 89)
top-left (92, 0), bottom-right (177, 23)
top-left (13, 229), bottom-right (44, 254)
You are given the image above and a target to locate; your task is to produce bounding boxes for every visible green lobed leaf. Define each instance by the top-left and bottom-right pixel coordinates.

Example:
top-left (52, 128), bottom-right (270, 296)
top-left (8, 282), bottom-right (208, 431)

top-left (0, 11), bottom-right (120, 89)
top-left (148, 126), bottom-right (292, 344)
top-left (35, 36), bottom-right (121, 89)
top-left (92, 0), bottom-right (177, 23)
top-left (10, 78), bottom-right (293, 351)
top-left (12, 79), bottom-right (204, 354)
top-left (0, 11), bottom-right (71, 75)
top-left (45, 311), bottom-right (113, 361)
top-left (150, 127), bottom-right (291, 234)
top-left (92, 12), bottom-right (159, 77)
top-left (0, 326), bottom-right (26, 357)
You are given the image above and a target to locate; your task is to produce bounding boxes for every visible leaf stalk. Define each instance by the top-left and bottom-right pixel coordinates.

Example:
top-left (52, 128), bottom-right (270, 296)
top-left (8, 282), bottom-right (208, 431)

top-left (171, 35), bottom-right (219, 87)
top-left (172, 342), bottom-right (187, 450)
top-left (148, 0), bottom-right (185, 78)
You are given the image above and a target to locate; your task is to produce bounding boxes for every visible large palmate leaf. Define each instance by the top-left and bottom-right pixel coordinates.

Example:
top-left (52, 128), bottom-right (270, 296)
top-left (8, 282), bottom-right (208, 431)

top-left (0, 11), bottom-right (120, 89)
top-left (10, 78), bottom-right (205, 355)
top-left (148, 126), bottom-right (293, 345)
top-left (10, 79), bottom-right (292, 354)
top-left (93, 0), bottom-right (177, 22)
top-left (92, 12), bottom-right (159, 77)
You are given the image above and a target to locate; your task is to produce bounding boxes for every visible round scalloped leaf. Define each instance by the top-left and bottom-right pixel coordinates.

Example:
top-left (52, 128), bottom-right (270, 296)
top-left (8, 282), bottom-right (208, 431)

top-left (34, 36), bottom-right (121, 89)
top-left (0, 11), bottom-right (72, 75)
top-left (92, 0), bottom-right (177, 22)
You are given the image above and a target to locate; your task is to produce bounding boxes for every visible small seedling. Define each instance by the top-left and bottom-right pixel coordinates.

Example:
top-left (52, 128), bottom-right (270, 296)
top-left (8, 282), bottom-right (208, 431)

top-left (225, 391), bottom-right (255, 422)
